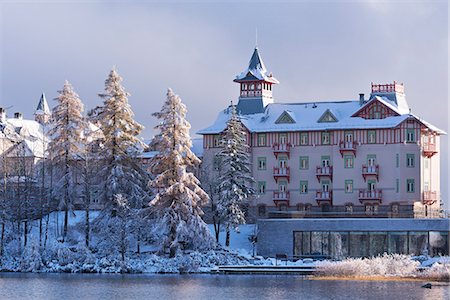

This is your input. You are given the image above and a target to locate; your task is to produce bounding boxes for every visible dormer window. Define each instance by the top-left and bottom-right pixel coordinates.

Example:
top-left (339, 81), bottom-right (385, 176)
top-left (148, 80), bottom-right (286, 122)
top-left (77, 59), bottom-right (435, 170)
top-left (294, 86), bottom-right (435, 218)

top-left (275, 111), bottom-right (296, 124)
top-left (318, 109), bottom-right (338, 123)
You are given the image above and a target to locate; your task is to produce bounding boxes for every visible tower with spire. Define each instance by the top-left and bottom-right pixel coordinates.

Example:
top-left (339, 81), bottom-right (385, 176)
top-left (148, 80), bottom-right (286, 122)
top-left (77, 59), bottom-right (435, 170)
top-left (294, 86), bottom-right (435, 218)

top-left (234, 47), bottom-right (279, 115)
top-left (34, 93), bottom-right (51, 124)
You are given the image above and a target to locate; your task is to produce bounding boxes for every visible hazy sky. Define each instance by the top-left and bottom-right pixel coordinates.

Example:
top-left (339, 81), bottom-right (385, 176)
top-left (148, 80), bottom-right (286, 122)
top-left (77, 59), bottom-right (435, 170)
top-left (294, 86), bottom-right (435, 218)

top-left (0, 1), bottom-right (448, 206)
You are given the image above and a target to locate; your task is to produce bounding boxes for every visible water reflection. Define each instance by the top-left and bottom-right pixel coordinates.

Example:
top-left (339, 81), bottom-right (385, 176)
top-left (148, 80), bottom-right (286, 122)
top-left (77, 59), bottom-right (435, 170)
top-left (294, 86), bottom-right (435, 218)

top-left (0, 273), bottom-right (447, 300)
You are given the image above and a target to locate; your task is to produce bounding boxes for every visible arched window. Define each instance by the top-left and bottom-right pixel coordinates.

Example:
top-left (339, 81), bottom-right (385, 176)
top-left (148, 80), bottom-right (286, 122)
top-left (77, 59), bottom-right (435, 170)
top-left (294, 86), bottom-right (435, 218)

top-left (345, 203), bottom-right (353, 213)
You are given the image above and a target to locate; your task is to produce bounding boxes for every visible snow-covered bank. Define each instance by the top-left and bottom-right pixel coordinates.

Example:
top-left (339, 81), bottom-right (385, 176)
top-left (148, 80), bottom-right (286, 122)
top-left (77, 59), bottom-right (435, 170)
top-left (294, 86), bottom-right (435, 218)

top-left (315, 254), bottom-right (450, 282)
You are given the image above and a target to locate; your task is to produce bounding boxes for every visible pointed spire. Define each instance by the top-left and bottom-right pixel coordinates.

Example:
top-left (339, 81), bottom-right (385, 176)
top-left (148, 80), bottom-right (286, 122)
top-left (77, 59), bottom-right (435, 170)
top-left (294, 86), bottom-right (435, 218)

top-left (35, 93), bottom-right (50, 115)
top-left (234, 47), bottom-right (279, 84)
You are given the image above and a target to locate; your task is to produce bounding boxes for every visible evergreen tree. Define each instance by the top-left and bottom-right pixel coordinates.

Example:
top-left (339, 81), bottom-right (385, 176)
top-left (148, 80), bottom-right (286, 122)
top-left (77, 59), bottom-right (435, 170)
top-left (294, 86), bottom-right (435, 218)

top-left (48, 81), bottom-right (85, 241)
top-left (216, 104), bottom-right (255, 247)
top-left (89, 68), bottom-right (149, 210)
top-left (149, 89), bottom-right (214, 257)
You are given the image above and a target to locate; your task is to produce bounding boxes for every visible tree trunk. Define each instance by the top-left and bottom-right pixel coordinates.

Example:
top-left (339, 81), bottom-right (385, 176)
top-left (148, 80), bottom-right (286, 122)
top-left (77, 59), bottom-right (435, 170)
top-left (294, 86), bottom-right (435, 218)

top-left (225, 225), bottom-right (230, 247)
top-left (85, 208), bottom-right (90, 248)
top-left (23, 220), bottom-right (28, 247)
top-left (63, 208), bottom-right (68, 242)
top-left (0, 222), bottom-right (5, 258)
top-left (214, 220), bottom-right (220, 243)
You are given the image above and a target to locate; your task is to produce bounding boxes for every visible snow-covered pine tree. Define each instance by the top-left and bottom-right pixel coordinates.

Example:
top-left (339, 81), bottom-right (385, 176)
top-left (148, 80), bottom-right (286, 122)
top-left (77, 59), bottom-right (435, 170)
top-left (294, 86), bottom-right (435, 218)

top-left (47, 81), bottom-right (85, 241)
top-left (89, 68), bottom-right (149, 210)
top-left (149, 89), bottom-right (214, 257)
top-left (216, 104), bottom-right (255, 247)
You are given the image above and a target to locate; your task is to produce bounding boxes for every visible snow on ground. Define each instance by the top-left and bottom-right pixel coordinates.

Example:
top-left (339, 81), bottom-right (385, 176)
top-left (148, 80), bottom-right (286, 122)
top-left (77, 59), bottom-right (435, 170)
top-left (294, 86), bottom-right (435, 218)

top-left (1, 212), bottom-right (449, 277)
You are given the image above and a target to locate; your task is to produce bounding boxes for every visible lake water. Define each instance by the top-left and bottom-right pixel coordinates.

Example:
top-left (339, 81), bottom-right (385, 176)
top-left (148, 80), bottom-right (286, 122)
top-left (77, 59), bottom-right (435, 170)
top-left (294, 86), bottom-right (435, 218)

top-left (0, 273), bottom-right (448, 300)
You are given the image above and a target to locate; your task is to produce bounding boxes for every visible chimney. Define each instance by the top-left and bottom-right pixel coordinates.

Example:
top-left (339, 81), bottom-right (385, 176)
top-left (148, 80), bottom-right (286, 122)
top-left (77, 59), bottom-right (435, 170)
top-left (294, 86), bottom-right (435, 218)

top-left (14, 112), bottom-right (23, 120)
top-left (359, 93), bottom-right (365, 106)
top-left (0, 107), bottom-right (5, 123)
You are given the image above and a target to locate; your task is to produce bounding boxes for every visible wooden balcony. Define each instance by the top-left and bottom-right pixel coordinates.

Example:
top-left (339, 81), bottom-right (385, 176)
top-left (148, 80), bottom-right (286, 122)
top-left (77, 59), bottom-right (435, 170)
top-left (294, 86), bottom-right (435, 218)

top-left (422, 191), bottom-right (438, 205)
top-left (273, 191), bottom-right (290, 206)
top-left (315, 190), bottom-right (332, 206)
top-left (359, 189), bottom-right (382, 204)
top-left (339, 141), bottom-right (356, 157)
top-left (272, 143), bottom-right (291, 159)
top-left (273, 167), bottom-right (290, 183)
top-left (422, 142), bottom-right (438, 158)
top-left (362, 164), bottom-right (379, 182)
top-left (316, 166), bottom-right (333, 181)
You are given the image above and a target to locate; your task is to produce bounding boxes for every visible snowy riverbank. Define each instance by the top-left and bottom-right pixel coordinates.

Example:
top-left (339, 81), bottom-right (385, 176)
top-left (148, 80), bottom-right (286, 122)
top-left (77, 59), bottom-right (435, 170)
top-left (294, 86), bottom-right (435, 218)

top-left (1, 211), bottom-right (449, 279)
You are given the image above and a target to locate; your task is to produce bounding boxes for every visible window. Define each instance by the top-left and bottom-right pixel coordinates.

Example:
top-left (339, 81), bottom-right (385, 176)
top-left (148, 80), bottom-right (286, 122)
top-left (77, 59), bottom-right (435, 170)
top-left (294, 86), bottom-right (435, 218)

top-left (299, 156), bottom-right (309, 170)
top-left (300, 133), bottom-right (308, 145)
top-left (257, 133), bottom-right (266, 146)
top-left (396, 153), bottom-right (399, 168)
top-left (321, 156), bottom-right (330, 167)
top-left (305, 204), bottom-right (312, 211)
top-left (345, 180), bottom-right (353, 193)
top-left (406, 154), bottom-right (415, 168)
top-left (258, 205), bottom-right (266, 216)
top-left (258, 181), bottom-right (266, 194)
top-left (344, 155), bottom-right (354, 168)
top-left (257, 83), bottom-right (261, 90)
top-left (278, 180), bottom-right (287, 192)
top-left (391, 203), bottom-right (399, 214)
top-left (396, 179), bottom-right (399, 193)
top-left (367, 130), bottom-right (376, 144)
top-left (407, 179), bottom-right (415, 193)
top-left (344, 131), bottom-right (353, 143)
top-left (300, 181), bottom-right (308, 194)
top-left (213, 135), bottom-right (221, 147)
top-left (257, 157), bottom-right (266, 170)
top-left (321, 132), bottom-right (330, 145)
top-left (367, 154), bottom-right (376, 166)
top-left (365, 204), bottom-right (378, 215)
top-left (345, 203), bottom-right (353, 213)
top-left (406, 129), bottom-right (415, 143)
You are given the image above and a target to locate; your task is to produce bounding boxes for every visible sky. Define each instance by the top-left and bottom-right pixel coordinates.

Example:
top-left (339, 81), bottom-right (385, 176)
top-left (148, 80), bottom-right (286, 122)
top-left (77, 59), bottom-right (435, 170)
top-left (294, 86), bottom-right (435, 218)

top-left (0, 0), bottom-right (448, 207)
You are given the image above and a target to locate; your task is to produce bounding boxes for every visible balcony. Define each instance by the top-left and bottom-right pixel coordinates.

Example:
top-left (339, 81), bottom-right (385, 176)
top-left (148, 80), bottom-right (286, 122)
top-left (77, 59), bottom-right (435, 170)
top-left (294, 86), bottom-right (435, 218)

top-left (422, 191), bottom-right (438, 205)
top-left (273, 191), bottom-right (290, 206)
top-left (359, 189), bottom-right (382, 204)
top-left (315, 190), bottom-right (332, 206)
top-left (273, 167), bottom-right (290, 183)
top-left (316, 166), bottom-right (333, 181)
top-left (362, 165), bottom-right (379, 181)
top-left (422, 142), bottom-right (438, 158)
top-left (339, 141), bottom-right (357, 157)
top-left (272, 143), bottom-right (291, 159)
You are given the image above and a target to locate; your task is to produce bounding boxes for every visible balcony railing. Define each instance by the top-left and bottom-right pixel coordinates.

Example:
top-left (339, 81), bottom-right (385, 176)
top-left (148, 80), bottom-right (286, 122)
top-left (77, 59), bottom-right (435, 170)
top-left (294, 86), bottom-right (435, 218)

top-left (316, 166), bottom-right (333, 181)
top-left (315, 190), bottom-right (333, 205)
top-left (273, 167), bottom-right (290, 183)
top-left (359, 189), bottom-right (382, 203)
top-left (422, 142), bottom-right (438, 158)
top-left (339, 140), bottom-right (356, 157)
top-left (273, 191), bottom-right (290, 206)
top-left (362, 164), bottom-right (379, 181)
top-left (272, 143), bottom-right (291, 159)
top-left (422, 191), bottom-right (438, 205)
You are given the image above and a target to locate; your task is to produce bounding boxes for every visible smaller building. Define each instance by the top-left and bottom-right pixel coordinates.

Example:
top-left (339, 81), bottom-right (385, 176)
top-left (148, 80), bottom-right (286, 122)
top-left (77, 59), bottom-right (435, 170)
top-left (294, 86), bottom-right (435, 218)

top-left (257, 218), bottom-right (450, 258)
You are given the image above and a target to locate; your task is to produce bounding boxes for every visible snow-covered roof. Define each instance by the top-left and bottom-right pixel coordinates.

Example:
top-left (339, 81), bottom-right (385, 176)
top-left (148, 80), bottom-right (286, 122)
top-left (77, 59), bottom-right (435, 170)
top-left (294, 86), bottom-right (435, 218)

top-left (198, 100), bottom-right (446, 135)
top-left (1, 117), bottom-right (49, 158)
top-left (35, 93), bottom-right (51, 115)
top-left (234, 47), bottom-right (279, 84)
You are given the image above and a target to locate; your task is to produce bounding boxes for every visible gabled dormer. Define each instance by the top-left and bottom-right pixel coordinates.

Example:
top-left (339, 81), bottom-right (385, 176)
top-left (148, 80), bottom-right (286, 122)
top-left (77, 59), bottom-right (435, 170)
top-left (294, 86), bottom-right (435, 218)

top-left (352, 96), bottom-right (401, 119)
top-left (235, 47), bottom-right (279, 115)
top-left (318, 109), bottom-right (338, 123)
top-left (275, 111), bottom-right (296, 124)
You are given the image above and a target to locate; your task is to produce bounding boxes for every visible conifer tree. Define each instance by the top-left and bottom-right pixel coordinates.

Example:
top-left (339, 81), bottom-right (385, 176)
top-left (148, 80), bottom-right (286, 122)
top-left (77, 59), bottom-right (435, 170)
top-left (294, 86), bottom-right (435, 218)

top-left (48, 81), bottom-right (85, 241)
top-left (216, 104), bottom-right (255, 247)
top-left (89, 68), bottom-right (149, 210)
top-left (149, 89), bottom-right (214, 257)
